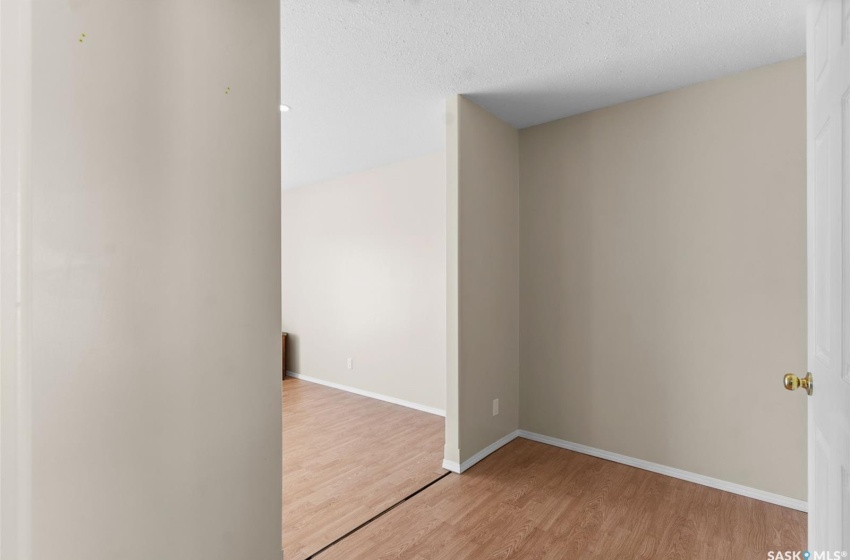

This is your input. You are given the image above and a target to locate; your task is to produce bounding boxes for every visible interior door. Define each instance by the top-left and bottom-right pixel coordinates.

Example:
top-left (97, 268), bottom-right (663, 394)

top-left (806, 0), bottom-right (850, 551)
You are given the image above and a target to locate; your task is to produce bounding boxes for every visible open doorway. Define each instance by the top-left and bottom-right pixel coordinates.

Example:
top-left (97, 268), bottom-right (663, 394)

top-left (279, 149), bottom-right (449, 558)
top-left (279, 159), bottom-right (448, 558)
top-left (278, 7), bottom-right (449, 555)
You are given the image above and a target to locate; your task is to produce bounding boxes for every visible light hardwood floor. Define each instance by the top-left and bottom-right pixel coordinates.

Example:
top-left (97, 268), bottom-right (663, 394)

top-left (317, 437), bottom-right (806, 560)
top-left (282, 376), bottom-right (446, 560)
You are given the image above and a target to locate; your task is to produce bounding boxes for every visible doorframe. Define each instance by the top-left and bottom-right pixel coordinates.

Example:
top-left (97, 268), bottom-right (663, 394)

top-left (0, 0), bottom-right (33, 557)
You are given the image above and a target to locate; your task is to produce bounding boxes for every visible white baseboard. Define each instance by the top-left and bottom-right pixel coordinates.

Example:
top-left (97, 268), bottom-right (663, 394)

top-left (442, 459), bottom-right (461, 473)
top-left (285, 371), bottom-right (446, 417)
top-left (449, 430), bottom-right (520, 474)
top-left (517, 430), bottom-right (807, 513)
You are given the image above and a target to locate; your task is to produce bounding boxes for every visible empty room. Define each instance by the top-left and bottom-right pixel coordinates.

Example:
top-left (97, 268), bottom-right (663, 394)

top-left (277, 1), bottom-right (841, 558)
top-left (2, 1), bottom-right (849, 560)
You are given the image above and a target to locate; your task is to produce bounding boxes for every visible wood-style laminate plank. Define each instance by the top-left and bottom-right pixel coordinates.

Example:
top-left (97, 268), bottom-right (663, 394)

top-left (282, 376), bottom-right (446, 560)
top-left (317, 438), bottom-right (806, 560)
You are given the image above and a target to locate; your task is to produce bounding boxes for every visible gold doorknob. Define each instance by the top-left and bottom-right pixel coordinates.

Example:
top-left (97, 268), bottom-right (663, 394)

top-left (783, 372), bottom-right (813, 396)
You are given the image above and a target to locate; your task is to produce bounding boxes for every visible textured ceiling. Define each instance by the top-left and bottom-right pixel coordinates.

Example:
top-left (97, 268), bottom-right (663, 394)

top-left (281, 0), bottom-right (805, 189)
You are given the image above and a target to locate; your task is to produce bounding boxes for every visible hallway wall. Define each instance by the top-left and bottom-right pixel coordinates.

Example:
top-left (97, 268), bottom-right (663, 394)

top-left (29, 2), bottom-right (282, 558)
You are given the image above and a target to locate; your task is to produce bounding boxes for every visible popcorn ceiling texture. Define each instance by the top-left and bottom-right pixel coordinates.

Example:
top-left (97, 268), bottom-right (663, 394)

top-left (281, 0), bottom-right (804, 189)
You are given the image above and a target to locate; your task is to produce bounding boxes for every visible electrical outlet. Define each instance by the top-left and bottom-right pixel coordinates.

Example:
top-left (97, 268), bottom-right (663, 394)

top-left (347, 358), bottom-right (353, 370)
top-left (492, 398), bottom-right (499, 416)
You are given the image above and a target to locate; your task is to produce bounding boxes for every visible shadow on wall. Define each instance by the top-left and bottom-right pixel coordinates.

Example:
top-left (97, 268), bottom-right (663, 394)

top-left (285, 333), bottom-right (300, 374)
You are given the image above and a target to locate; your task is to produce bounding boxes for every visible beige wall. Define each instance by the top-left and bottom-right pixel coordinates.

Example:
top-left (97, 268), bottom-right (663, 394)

top-left (30, 2), bottom-right (282, 558)
top-left (518, 57), bottom-right (807, 500)
top-left (281, 153), bottom-right (447, 411)
top-left (445, 98), bottom-right (461, 464)
top-left (448, 95), bottom-right (520, 465)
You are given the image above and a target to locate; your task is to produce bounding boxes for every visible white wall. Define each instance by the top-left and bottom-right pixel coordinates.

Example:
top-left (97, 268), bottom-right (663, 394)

top-left (27, 2), bottom-right (282, 559)
top-left (281, 152), bottom-right (447, 412)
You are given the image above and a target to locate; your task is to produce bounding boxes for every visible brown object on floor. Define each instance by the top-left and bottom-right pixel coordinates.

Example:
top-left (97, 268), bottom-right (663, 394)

top-left (282, 376), bottom-right (445, 560)
top-left (316, 437), bottom-right (806, 560)
top-left (281, 333), bottom-right (287, 378)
